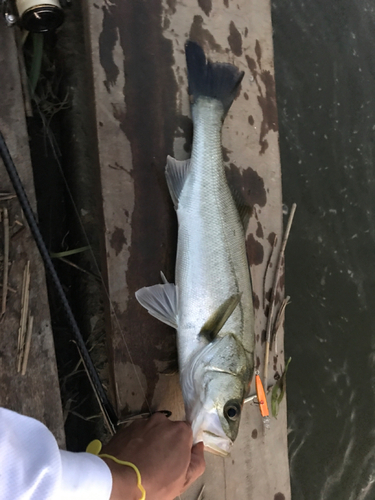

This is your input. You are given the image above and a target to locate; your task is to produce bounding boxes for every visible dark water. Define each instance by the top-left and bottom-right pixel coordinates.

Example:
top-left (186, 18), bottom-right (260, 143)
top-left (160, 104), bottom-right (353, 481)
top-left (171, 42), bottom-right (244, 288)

top-left (271, 1), bottom-right (375, 498)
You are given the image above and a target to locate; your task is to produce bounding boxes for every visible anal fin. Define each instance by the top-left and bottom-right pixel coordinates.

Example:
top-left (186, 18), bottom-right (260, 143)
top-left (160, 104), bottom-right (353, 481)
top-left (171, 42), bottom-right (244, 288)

top-left (231, 188), bottom-right (252, 232)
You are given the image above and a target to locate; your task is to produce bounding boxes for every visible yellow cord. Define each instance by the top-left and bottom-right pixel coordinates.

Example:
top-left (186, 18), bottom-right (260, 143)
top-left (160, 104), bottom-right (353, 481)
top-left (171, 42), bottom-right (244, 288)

top-left (86, 439), bottom-right (146, 500)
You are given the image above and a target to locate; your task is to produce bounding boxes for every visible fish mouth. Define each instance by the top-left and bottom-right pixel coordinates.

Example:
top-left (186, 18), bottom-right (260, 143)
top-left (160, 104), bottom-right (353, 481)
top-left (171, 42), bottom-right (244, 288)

top-left (202, 430), bottom-right (233, 456)
top-left (191, 406), bottom-right (233, 456)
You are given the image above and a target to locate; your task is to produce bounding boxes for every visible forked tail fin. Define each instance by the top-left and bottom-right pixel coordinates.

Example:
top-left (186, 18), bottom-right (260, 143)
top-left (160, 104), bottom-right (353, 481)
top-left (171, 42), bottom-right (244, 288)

top-left (185, 40), bottom-right (244, 115)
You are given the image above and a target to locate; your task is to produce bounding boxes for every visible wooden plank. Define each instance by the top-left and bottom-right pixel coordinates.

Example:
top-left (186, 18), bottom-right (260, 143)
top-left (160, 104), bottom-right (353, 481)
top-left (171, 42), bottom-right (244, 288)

top-left (0, 25), bottom-right (65, 447)
top-left (84, 0), bottom-right (290, 498)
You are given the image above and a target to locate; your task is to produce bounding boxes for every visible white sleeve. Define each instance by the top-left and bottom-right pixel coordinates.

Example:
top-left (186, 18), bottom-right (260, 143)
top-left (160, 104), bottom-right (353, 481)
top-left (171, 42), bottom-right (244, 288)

top-left (0, 407), bottom-right (113, 500)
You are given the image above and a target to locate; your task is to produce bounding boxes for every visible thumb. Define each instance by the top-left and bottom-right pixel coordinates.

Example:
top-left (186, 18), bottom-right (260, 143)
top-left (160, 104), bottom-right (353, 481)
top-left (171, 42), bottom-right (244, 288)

top-left (183, 442), bottom-right (206, 491)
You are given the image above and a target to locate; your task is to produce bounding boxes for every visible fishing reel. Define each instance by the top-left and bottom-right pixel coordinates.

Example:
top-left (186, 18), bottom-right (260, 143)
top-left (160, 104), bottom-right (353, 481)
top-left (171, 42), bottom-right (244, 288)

top-left (0, 0), bottom-right (69, 32)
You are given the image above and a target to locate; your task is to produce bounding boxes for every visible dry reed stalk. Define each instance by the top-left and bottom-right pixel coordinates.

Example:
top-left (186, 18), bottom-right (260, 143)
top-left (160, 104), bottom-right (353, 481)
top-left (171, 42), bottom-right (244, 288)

top-left (21, 314), bottom-right (34, 375)
top-left (263, 234), bottom-right (278, 308)
top-left (1, 208), bottom-right (9, 317)
top-left (17, 264), bottom-right (28, 353)
top-left (17, 261), bottom-right (30, 372)
top-left (196, 485), bottom-right (205, 500)
top-left (0, 194), bottom-right (16, 201)
top-left (272, 296), bottom-right (291, 353)
top-left (263, 204), bottom-right (296, 391)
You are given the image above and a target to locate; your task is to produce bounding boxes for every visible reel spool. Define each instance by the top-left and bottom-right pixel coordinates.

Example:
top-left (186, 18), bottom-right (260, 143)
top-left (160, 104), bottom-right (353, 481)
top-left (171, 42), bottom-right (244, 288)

top-left (1, 0), bottom-right (64, 32)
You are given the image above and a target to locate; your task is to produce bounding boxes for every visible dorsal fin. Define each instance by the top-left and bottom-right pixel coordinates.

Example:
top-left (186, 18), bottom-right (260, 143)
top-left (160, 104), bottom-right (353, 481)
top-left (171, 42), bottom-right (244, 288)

top-left (199, 293), bottom-right (242, 342)
top-left (160, 271), bottom-right (169, 284)
top-left (165, 155), bottom-right (191, 209)
top-left (227, 185), bottom-right (252, 232)
top-left (135, 283), bottom-right (178, 329)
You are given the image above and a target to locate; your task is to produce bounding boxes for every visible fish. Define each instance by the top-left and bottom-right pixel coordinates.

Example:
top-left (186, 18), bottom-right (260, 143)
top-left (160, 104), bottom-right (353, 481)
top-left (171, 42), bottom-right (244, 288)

top-left (136, 41), bottom-right (255, 456)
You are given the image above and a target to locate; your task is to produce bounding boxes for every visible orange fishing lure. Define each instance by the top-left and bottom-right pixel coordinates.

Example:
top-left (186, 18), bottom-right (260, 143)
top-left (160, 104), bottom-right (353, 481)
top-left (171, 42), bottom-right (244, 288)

top-left (255, 372), bottom-right (270, 427)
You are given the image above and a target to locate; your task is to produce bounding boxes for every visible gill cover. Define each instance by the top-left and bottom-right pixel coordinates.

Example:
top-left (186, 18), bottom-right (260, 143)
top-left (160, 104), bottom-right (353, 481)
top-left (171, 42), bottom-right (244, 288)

top-left (183, 332), bottom-right (253, 449)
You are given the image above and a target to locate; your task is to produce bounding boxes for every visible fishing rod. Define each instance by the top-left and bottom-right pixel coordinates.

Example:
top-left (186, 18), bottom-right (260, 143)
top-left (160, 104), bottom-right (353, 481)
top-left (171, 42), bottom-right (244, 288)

top-left (0, 131), bottom-right (118, 434)
top-left (0, 0), bottom-right (157, 424)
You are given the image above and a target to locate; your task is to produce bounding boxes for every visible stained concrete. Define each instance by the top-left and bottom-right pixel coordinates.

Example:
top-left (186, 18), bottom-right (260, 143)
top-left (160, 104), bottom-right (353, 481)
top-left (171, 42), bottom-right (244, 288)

top-left (84, 0), bottom-right (290, 498)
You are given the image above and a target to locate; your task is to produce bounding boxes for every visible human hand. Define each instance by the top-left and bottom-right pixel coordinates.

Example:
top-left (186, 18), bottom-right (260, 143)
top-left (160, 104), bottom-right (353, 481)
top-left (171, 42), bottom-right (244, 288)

top-left (101, 413), bottom-right (205, 500)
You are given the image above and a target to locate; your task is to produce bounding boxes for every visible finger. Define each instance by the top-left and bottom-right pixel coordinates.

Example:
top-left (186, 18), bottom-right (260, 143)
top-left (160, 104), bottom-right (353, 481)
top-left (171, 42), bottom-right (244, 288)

top-left (147, 411), bottom-right (169, 427)
top-left (183, 442), bottom-right (206, 490)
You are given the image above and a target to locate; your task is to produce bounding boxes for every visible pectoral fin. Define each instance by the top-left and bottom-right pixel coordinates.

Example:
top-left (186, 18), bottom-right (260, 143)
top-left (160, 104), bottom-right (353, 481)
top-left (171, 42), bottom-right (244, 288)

top-left (165, 156), bottom-right (191, 209)
top-left (135, 283), bottom-right (178, 329)
top-left (199, 293), bottom-right (242, 341)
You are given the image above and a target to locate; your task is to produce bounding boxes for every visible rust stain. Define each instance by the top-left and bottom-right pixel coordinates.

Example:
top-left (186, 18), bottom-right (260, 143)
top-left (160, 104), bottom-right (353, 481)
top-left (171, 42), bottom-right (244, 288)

top-left (110, 226), bottom-right (127, 256)
top-left (245, 41), bottom-right (278, 155)
top-left (251, 429), bottom-right (258, 439)
top-left (261, 329), bottom-right (266, 344)
top-left (100, 0), bottom-right (179, 408)
top-left (246, 234), bottom-right (264, 266)
top-left (275, 290), bottom-right (282, 308)
top-left (99, 6), bottom-right (120, 91)
top-left (256, 221), bottom-right (263, 238)
top-left (166, 0), bottom-right (176, 14)
top-left (189, 15), bottom-right (223, 53)
top-left (260, 138), bottom-right (269, 154)
top-left (224, 161), bottom-right (267, 270)
top-left (274, 494), bottom-right (285, 500)
top-left (198, 0), bottom-right (212, 16)
top-left (255, 39), bottom-right (262, 69)
top-left (227, 21), bottom-right (242, 56)
top-left (174, 115), bottom-right (193, 153)
top-left (225, 163), bottom-right (267, 208)
top-left (252, 291), bottom-right (260, 310)
top-left (267, 231), bottom-right (276, 245)
top-left (222, 145), bottom-right (232, 162)
top-left (273, 354), bottom-right (278, 371)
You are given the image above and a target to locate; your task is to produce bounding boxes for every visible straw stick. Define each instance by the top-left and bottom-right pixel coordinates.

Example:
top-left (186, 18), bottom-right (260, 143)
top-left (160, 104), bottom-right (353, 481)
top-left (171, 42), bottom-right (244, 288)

top-left (263, 234), bottom-right (278, 308)
top-left (197, 485), bottom-right (205, 500)
top-left (1, 208), bottom-right (9, 317)
top-left (272, 296), bottom-right (291, 353)
top-left (0, 194), bottom-right (16, 201)
top-left (17, 264), bottom-right (27, 353)
top-left (17, 261), bottom-right (30, 372)
top-left (21, 315), bottom-right (34, 375)
top-left (263, 204), bottom-right (296, 389)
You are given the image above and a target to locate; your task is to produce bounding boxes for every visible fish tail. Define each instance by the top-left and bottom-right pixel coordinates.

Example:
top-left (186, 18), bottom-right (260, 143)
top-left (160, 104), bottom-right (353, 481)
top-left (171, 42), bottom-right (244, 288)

top-left (185, 41), bottom-right (244, 116)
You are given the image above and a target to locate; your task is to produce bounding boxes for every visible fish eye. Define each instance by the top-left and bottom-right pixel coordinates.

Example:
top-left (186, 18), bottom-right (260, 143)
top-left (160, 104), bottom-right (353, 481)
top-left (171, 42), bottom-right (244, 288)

top-left (224, 402), bottom-right (241, 421)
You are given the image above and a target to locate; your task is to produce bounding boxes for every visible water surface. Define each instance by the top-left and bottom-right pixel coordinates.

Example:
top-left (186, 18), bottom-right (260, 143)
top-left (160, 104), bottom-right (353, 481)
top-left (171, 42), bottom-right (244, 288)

top-left (272, 1), bottom-right (375, 498)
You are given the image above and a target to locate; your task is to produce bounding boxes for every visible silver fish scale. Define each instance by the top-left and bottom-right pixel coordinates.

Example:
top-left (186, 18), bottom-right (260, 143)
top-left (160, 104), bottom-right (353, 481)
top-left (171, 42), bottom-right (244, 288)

top-left (175, 98), bottom-right (254, 369)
